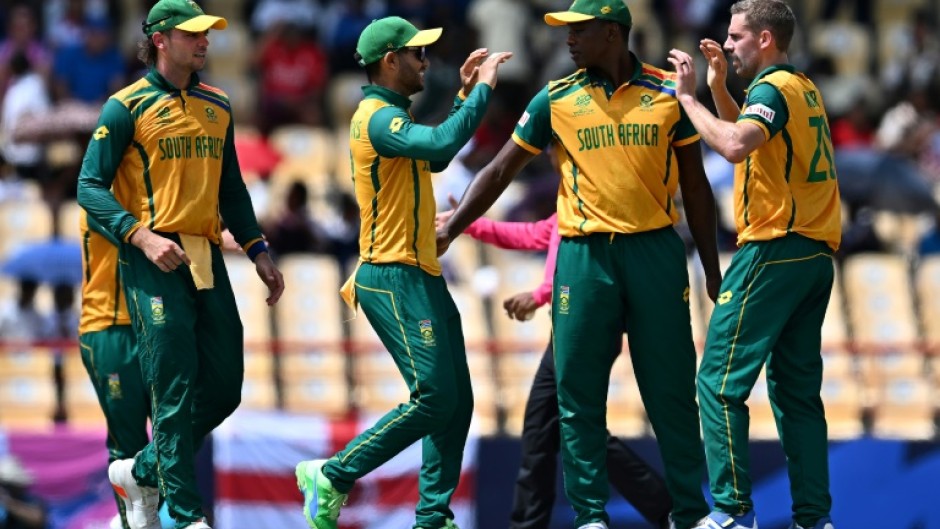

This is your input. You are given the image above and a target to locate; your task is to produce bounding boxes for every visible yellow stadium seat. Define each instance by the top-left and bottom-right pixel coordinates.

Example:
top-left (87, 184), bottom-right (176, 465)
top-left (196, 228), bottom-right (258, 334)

top-left (608, 354), bottom-right (647, 438)
top-left (449, 285), bottom-right (490, 352)
top-left (275, 255), bottom-right (344, 346)
top-left (916, 255), bottom-right (940, 353)
top-left (240, 374), bottom-right (277, 410)
top-left (0, 374), bottom-right (56, 429)
top-left (822, 267), bottom-right (849, 349)
top-left (842, 253), bottom-right (918, 351)
top-left (353, 373), bottom-right (410, 415)
top-left (57, 200), bottom-right (83, 242)
top-left (0, 201), bottom-right (53, 257)
top-left (64, 375), bottom-right (106, 427)
top-left (821, 375), bottom-right (865, 439)
top-left (268, 125), bottom-right (335, 179)
top-left (489, 252), bottom-right (552, 354)
top-left (282, 377), bottom-right (349, 417)
top-left (223, 254), bottom-right (274, 344)
top-left (809, 21), bottom-right (871, 77)
top-left (870, 376), bottom-right (936, 439)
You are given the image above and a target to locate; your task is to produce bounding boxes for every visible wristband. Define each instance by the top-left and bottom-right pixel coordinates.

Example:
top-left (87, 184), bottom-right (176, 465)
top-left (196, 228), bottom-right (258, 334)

top-left (246, 240), bottom-right (268, 261)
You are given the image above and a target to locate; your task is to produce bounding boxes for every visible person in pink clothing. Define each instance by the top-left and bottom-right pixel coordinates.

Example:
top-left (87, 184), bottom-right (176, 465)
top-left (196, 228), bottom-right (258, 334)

top-left (437, 199), bottom-right (673, 529)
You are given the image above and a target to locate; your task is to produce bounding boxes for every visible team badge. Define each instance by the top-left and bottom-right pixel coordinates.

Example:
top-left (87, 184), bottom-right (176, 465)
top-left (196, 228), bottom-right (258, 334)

top-left (389, 117), bottom-right (404, 133)
top-left (558, 286), bottom-right (570, 315)
top-left (418, 319), bottom-right (436, 345)
top-left (188, 0), bottom-right (204, 14)
top-left (205, 106), bottom-right (218, 123)
top-left (640, 93), bottom-right (654, 111)
top-left (718, 291), bottom-right (733, 305)
top-left (108, 373), bottom-right (123, 399)
top-left (156, 106), bottom-right (172, 124)
top-left (151, 296), bottom-right (166, 324)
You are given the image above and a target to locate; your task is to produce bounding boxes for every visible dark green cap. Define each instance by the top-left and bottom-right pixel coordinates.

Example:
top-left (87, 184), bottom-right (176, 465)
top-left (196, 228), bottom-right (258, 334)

top-left (143, 0), bottom-right (227, 37)
top-left (355, 16), bottom-right (442, 66)
top-left (545, 0), bottom-right (632, 27)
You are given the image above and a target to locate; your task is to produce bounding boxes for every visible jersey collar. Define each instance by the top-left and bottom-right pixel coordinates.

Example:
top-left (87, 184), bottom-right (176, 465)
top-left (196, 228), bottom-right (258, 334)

top-left (584, 52), bottom-right (644, 97)
top-left (745, 63), bottom-right (796, 92)
top-left (146, 68), bottom-right (201, 92)
top-left (362, 84), bottom-right (413, 109)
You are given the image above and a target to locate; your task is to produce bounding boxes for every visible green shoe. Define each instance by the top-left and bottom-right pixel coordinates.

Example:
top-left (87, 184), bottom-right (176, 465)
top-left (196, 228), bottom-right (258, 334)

top-left (295, 459), bottom-right (348, 529)
top-left (441, 520), bottom-right (460, 529)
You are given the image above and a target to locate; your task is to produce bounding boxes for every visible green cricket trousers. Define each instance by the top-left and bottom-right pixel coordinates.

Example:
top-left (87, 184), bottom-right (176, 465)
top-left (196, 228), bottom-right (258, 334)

top-left (323, 262), bottom-right (473, 529)
top-left (552, 228), bottom-right (709, 529)
top-left (698, 233), bottom-right (834, 527)
top-left (80, 325), bottom-right (150, 529)
top-left (120, 239), bottom-right (244, 528)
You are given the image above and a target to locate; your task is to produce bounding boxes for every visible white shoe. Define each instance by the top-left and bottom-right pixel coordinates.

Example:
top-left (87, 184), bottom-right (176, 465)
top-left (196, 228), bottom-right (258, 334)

top-left (109, 514), bottom-right (124, 529)
top-left (577, 523), bottom-right (609, 529)
top-left (184, 518), bottom-right (211, 529)
top-left (108, 459), bottom-right (160, 529)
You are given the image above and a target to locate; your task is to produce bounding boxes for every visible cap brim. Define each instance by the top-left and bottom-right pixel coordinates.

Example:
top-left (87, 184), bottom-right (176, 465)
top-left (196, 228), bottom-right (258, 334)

top-left (544, 11), bottom-right (595, 26)
top-left (405, 27), bottom-right (442, 47)
top-left (176, 15), bottom-right (228, 33)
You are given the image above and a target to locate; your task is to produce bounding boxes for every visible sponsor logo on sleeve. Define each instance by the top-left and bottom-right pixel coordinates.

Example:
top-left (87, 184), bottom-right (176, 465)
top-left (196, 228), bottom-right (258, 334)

top-left (93, 126), bottom-right (109, 140)
top-left (517, 111), bottom-right (530, 127)
top-left (742, 104), bottom-right (776, 122)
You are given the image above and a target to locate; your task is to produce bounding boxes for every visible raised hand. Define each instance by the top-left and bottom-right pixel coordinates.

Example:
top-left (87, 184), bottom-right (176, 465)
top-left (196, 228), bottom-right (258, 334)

top-left (460, 48), bottom-right (489, 96)
top-left (699, 39), bottom-right (727, 91)
top-left (666, 48), bottom-right (697, 101)
top-left (476, 51), bottom-right (514, 89)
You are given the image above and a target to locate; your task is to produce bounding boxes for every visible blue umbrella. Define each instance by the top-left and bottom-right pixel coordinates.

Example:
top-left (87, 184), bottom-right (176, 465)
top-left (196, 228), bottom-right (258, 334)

top-left (1, 239), bottom-right (83, 285)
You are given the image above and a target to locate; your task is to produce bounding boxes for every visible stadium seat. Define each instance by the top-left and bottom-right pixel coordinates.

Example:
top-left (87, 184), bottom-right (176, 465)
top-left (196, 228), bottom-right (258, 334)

top-left (916, 255), bottom-right (940, 353)
top-left (747, 372), bottom-right (779, 440)
top-left (223, 254), bottom-right (274, 345)
top-left (820, 374), bottom-right (866, 439)
top-left (489, 252), bottom-right (550, 354)
top-left (822, 266), bottom-right (849, 349)
top-left (449, 285), bottom-right (490, 352)
top-left (0, 373), bottom-right (56, 429)
top-left (497, 349), bottom-right (543, 436)
top-left (842, 253), bottom-right (919, 352)
top-left (268, 125), bottom-right (335, 180)
top-left (0, 201), bottom-right (53, 258)
top-left (282, 377), bottom-right (349, 417)
top-left (64, 375), bottom-right (106, 427)
top-left (205, 21), bottom-right (250, 78)
top-left (809, 21), bottom-right (871, 77)
top-left (688, 258), bottom-right (709, 351)
top-left (274, 255), bottom-right (344, 347)
top-left (57, 200), bottom-right (82, 241)
top-left (869, 375), bottom-right (936, 439)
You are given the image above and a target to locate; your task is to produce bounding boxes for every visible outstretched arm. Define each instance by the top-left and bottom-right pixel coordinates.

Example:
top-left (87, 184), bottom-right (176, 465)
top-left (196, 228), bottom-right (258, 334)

top-left (437, 140), bottom-right (536, 255)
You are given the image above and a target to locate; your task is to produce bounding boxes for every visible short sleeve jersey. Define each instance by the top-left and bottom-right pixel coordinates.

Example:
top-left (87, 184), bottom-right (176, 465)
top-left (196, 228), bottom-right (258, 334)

top-left (512, 55), bottom-right (699, 237)
top-left (734, 65), bottom-right (841, 250)
top-left (79, 210), bottom-right (130, 334)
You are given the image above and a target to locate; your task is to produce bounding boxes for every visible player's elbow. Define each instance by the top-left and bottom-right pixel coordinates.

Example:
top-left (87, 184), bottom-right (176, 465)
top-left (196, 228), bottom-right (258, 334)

top-left (723, 143), bottom-right (750, 164)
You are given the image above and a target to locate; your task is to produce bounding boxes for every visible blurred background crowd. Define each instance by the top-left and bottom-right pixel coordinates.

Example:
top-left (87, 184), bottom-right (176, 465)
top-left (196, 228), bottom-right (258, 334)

top-left (0, 0), bottom-right (937, 482)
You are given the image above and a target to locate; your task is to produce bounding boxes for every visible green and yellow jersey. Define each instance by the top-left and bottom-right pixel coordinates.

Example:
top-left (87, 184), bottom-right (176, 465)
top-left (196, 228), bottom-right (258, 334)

top-left (734, 65), bottom-right (841, 250)
top-left (349, 83), bottom-right (492, 275)
top-left (513, 55), bottom-right (699, 237)
top-left (77, 70), bottom-right (263, 251)
top-left (79, 210), bottom-right (130, 334)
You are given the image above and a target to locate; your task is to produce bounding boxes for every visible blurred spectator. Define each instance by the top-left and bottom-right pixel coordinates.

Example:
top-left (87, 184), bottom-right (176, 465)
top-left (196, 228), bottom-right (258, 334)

top-left (0, 279), bottom-right (48, 342)
top-left (882, 9), bottom-right (940, 101)
top-left (320, 188), bottom-right (360, 269)
top-left (263, 180), bottom-right (330, 257)
top-left (820, 0), bottom-right (872, 25)
top-left (250, 0), bottom-right (320, 34)
top-left (43, 0), bottom-right (122, 49)
top-left (0, 454), bottom-right (47, 529)
top-left (467, 0), bottom-right (531, 112)
top-left (918, 213), bottom-right (940, 256)
top-left (321, 0), bottom-right (383, 73)
top-left (52, 17), bottom-right (125, 104)
top-left (829, 92), bottom-right (877, 150)
top-left (254, 22), bottom-right (329, 134)
top-left (0, 52), bottom-right (50, 181)
top-left (0, 5), bottom-right (50, 95)
top-left (44, 283), bottom-right (78, 341)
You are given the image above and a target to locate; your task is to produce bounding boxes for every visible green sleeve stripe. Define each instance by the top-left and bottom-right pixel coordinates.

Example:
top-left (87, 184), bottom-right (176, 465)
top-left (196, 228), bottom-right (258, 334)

top-left (367, 156), bottom-right (381, 261)
top-left (549, 82), bottom-right (587, 102)
top-left (192, 85), bottom-right (230, 104)
top-left (548, 71), bottom-right (585, 95)
top-left (559, 142), bottom-right (588, 235)
top-left (410, 159), bottom-right (421, 267)
top-left (131, 140), bottom-right (156, 229)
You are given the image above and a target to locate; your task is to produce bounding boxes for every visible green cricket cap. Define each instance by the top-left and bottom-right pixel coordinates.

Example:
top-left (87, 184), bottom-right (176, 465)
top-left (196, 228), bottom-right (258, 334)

top-left (143, 0), bottom-right (227, 37)
top-left (356, 16), bottom-right (442, 66)
top-left (545, 0), bottom-right (632, 27)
